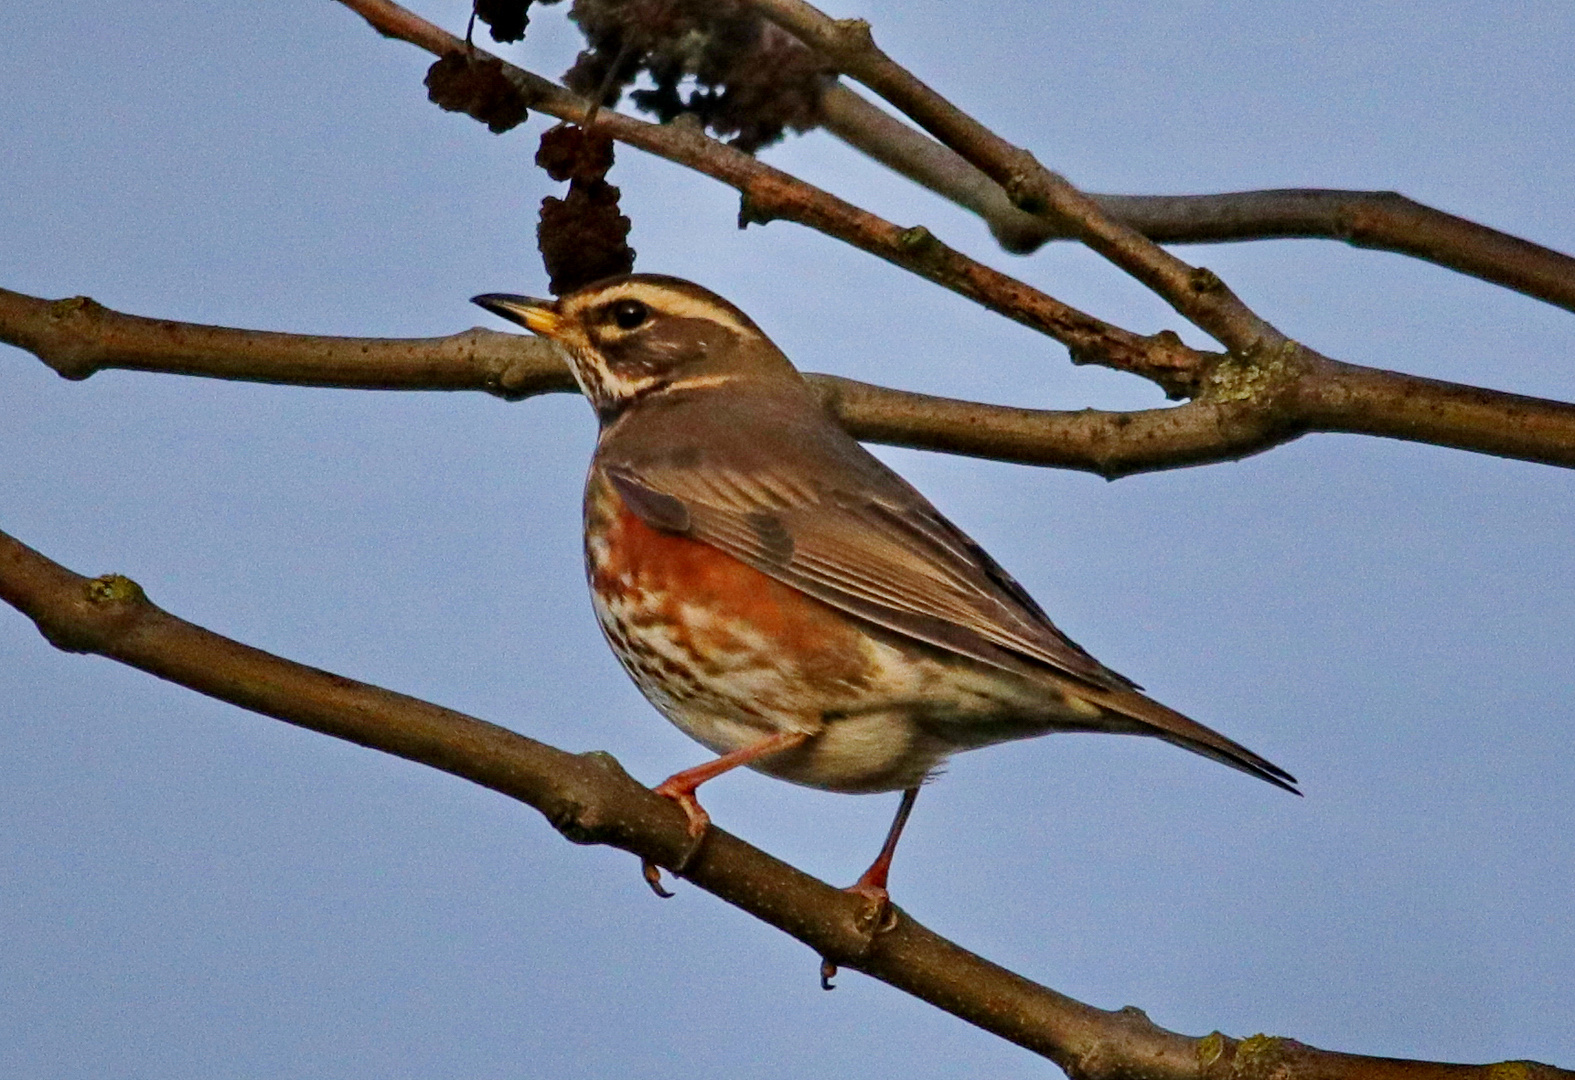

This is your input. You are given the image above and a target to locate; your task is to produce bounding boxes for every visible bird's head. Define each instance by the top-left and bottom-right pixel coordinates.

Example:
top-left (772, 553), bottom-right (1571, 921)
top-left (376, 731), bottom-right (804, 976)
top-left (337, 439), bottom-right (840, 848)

top-left (473, 274), bottom-right (801, 421)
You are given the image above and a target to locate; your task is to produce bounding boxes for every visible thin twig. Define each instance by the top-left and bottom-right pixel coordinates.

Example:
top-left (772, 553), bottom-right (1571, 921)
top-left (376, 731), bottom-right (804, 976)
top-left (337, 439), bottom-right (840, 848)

top-left (820, 85), bottom-right (1575, 314)
top-left (2, 526), bottom-right (1569, 1080)
top-left (819, 82), bottom-right (1048, 253)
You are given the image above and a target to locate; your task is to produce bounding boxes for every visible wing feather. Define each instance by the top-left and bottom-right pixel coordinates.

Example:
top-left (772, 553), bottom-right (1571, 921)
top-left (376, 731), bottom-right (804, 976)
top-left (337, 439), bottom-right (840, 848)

top-left (604, 461), bottom-right (1133, 690)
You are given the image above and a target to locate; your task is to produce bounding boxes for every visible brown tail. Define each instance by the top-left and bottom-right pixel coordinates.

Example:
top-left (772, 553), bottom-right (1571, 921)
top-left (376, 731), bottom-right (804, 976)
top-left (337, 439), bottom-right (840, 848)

top-left (1078, 685), bottom-right (1300, 795)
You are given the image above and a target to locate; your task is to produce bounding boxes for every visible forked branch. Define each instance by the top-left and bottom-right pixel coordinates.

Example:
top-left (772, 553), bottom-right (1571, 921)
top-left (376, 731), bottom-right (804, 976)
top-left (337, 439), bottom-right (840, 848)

top-left (341, 0), bottom-right (1210, 396)
top-left (319, 1), bottom-right (1575, 473)
top-left (745, 0), bottom-right (1282, 355)
top-left (818, 85), bottom-right (1575, 313)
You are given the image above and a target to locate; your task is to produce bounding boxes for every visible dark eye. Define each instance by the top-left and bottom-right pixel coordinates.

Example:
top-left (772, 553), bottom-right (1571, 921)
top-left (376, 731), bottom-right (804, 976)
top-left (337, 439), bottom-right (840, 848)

top-left (610, 299), bottom-right (649, 330)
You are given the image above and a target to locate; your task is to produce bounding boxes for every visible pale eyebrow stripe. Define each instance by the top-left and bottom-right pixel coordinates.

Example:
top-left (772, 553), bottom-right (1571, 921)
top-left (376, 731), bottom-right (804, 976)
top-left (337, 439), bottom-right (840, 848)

top-left (574, 284), bottom-right (756, 338)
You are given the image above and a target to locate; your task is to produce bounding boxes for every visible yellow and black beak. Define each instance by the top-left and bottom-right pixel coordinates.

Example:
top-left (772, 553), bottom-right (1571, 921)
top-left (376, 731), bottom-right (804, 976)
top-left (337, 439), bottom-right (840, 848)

top-left (471, 293), bottom-right (564, 338)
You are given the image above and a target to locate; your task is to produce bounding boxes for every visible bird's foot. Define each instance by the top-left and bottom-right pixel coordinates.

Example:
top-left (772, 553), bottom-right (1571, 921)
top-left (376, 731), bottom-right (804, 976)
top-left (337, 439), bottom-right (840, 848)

top-left (641, 779), bottom-right (712, 897)
top-left (821, 893), bottom-right (892, 992)
top-left (844, 877), bottom-right (899, 937)
top-left (820, 875), bottom-right (901, 988)
top-left (651, 778), bottom-right (713, 839)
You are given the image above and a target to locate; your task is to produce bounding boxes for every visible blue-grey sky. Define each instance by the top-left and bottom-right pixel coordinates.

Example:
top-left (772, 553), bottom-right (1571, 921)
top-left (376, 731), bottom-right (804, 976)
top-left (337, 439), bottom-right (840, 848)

top-left (2, 2), bottom-right (1571, 1077)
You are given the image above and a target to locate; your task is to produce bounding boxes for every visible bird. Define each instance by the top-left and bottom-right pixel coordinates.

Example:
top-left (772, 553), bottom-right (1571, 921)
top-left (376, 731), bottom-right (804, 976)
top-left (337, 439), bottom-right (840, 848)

top-left (472, 274), bottom-right (1296, 907)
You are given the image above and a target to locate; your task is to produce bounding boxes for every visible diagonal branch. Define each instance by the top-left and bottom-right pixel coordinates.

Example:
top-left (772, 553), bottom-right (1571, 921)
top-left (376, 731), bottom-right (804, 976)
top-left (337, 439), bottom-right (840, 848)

top-left (745, 0), bottom-right (1284, 356)
top-left (322, 2), bottom-right (1575, 474)
top-left (335, 0), bottom-right (1215, 396)
top-left (819, 85), bottom-right (1575, 314)
top-left (2, 525), bottom-right (1569, 1080)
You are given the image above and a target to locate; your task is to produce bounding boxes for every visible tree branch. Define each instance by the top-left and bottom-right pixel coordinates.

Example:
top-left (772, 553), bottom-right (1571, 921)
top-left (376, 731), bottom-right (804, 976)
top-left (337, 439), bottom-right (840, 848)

top-left (7, 286), bottom-right (1575, 475)
top-left (745, 0), bottom-right (1284, 356)
top-left (335, 0), bottom-right (1214, 395)
top-left (817, 82), bottom-right (1049, 253)
top-left (324, 1), bottom-right (1575, 475)
top-left (2, 526), bottom-right (1567, 1080)
top-left (0, 292), bottom-right (569, 398)
top-left (819, 85), bottom-right (1575, 314)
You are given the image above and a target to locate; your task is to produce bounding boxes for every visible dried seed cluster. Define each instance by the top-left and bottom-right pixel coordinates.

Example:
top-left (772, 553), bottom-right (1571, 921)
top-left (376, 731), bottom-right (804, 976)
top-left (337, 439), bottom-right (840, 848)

top-left (473, 0), bottom-right (831, 152)
top-left (535, 124), bottom-right (637, 294)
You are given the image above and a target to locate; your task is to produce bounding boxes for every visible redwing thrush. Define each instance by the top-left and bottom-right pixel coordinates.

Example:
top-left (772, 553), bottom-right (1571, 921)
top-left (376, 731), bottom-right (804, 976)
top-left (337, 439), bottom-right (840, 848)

top-left (474, 275), bottom-right (1296, 903)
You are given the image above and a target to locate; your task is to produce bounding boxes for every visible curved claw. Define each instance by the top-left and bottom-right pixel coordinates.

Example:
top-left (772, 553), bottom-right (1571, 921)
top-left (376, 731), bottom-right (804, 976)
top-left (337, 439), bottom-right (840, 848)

top-left (642, 859), bottom-right (675, 898)
top-left (641, 783), bottom-right (712, 896)
top-left (817, 882), bottom-right (899, 988)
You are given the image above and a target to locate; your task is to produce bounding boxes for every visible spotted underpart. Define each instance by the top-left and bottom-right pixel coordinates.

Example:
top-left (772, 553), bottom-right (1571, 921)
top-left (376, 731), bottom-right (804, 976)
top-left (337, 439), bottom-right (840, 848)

top-left (584, 469), bottom-right (1056, 793)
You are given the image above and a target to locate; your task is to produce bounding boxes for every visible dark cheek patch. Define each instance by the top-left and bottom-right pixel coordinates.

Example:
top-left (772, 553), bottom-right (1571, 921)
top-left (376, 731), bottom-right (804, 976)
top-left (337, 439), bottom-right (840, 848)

top-left (657, 318), bottom-right (733, 359)
top-left (595, 333), bottom-right (653, 377)
top-left (639, 318), bottom-right (737, 369)
top-left (590, 316), bottom-right (739, 384)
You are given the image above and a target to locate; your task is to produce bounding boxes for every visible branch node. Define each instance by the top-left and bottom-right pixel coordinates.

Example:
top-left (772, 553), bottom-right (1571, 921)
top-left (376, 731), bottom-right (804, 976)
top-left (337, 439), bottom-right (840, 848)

top-left (39, 295), bottom-right (108, 380)
top-left (897, 224), bottom-right (942, 257)
top-left (50, 294), bottom-right (102, 319)
top-left (1197, 1030), bottom-right (1229, 1070)
top-left (85, 573), bottom-right (147, 607)
top-left (1003, 167), bottom-right (1050, 216)
top-left (538, 750), bottom-right (644, 846)
top-left (1492, 1061), bottom-right (1574, 1080)
top-left (1139, 328), bottom-right (1212, 400)
top-left (1229, 1033), bottom-right (1292, 1079)
top-left (547, 798), bottom-right (599, 844)
top-left (829, 16), bottom-right (874, 55)
top-left (1194, 340), bottom-right (1301, 405)
top-left (34, 572), bottom-right (151, 655)
top-left (1188, 266), bottom-right (1225, 293)
top-left (1199, 356), bottom-right (1274, 404)
top-left (738, 191), bottom-right (777, 229)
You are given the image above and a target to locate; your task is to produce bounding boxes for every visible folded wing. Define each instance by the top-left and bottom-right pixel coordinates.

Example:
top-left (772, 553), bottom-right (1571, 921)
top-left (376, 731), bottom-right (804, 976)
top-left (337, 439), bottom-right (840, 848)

top-left (602, 458), bottom-right (1297, 793)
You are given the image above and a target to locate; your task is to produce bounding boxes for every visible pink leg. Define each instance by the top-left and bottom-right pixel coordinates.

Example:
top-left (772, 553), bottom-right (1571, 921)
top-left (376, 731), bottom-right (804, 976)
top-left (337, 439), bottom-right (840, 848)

top-left (823, 787), bottom-right (921, 988)
top-left (653, 730), bottom-right (811, 836)
top-left (642, 731), bottom-right (810, 897)
top-left (847, 786), bottom-right (920, 904)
